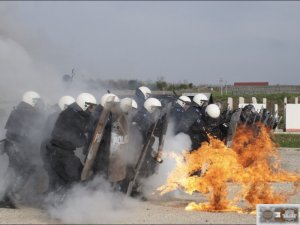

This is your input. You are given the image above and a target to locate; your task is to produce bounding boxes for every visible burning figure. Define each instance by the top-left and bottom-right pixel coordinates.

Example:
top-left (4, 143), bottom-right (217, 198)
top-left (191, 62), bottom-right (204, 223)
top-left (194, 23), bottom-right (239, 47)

top-left (158, 123), bottom-right (300, 213)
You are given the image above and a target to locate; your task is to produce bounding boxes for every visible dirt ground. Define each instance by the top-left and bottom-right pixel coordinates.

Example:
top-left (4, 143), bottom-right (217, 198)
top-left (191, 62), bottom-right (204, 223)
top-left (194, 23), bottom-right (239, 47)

top-left (0, 148), bottom-right (299, 224)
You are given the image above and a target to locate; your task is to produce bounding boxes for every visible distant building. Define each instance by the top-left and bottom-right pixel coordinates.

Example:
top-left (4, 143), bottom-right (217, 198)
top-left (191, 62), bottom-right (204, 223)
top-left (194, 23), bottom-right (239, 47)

top-left (234, 82), bottom-right (269, 86)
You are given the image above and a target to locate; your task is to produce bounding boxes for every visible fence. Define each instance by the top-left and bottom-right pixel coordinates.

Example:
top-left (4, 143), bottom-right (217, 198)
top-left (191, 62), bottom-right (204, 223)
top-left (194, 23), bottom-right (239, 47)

top-left (228, 96), bottom-right (300, 132)
top-left (227, 85), bottom-right (300, 95)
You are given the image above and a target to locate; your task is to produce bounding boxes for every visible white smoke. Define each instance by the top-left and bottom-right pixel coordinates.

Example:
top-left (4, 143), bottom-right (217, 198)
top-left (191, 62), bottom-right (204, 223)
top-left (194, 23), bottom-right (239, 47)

top-left (0, 4), bottom-right (62, 102)
top-left (0, 2), bottom-right (97, 206)
top-left (48, 123), bottom-right (191, 223)
top-left (0, 3), bottom-right (130, 215)
top-left (48, 176), bottom-right (140, 224)
top-left (142, 122), bottom-right (191, 197)
top-left (0, 3), bottom-right (192, 222)
top-left (0, 3), bottom-right (105, 110)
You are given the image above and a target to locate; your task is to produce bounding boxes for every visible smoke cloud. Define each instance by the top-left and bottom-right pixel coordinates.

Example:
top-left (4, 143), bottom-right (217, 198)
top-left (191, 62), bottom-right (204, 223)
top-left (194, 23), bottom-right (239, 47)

top-left (0, 2), bottom-right (99, 207)
top-left (47, 123), bottom-right (192, 223)
top-left (143, 122), bottom-right (191, 197)
top-left (0, 2), bottom-right (107, 116)
top-left (0, 3), bottom-right (191, 221)
top-left (47, 176), bottom-right (140, 224)
top-left (0, 3), bottom-right (60, 101)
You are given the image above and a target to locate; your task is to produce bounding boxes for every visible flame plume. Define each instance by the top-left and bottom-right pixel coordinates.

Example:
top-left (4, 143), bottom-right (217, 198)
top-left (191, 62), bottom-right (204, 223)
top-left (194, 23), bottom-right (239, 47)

top-left (157, 123), bottom-right (300, 213)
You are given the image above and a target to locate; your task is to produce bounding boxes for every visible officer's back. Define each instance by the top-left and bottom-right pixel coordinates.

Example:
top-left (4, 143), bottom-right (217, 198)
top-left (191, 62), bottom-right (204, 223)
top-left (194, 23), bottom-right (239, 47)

top-left (51, 102), bottom-right (89, 151)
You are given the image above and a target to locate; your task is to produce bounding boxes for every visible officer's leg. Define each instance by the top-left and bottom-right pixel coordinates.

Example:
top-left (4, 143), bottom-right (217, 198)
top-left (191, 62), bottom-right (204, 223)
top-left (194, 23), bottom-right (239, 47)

top-left (1, 141), bottom-right (34, 205)
top-left (41, 141), bottom-right (54, 192)
top-left (49, 151), bottom-right (68, 191)
top-left (64, 153), bottom-right (83, 186)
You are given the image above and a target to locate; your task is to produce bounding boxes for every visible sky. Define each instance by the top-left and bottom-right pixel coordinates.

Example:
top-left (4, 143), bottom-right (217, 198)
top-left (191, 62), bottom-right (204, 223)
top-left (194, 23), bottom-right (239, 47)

top-left (1, 1), bottom-right (300, 85)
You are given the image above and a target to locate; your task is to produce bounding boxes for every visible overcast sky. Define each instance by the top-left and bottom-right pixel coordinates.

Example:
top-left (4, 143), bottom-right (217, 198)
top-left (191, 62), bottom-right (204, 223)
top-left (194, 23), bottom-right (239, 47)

top-left (2, 1), bottom-right (300, 85)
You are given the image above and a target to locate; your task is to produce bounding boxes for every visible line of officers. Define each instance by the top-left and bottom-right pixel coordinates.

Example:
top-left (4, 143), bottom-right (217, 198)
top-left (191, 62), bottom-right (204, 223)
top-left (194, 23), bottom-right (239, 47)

top-left (0, 86), bottom-right (226, 208)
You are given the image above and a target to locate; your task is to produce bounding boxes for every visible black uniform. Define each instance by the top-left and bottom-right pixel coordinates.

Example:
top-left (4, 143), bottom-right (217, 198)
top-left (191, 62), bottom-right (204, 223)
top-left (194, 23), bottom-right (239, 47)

top-left (169, 103), bottom-right (185, 134)
top-left (40, 104), bottom-right (61, 192)
top-left (44, 103), bottom-right (90, 190)
top-left (178, 104), bottom-right (207, 150)
top-left (133, 88), bottom-right (147, 109)
top-left (43, 104), bottom-right (61, 139)
top-left (260, 109), bottom-right (278, 129)
top-left (1, 101), bottom-right (44, 205)
top-left (203, 114), bottom-right (228, 141)
top-left (218, 109), bottom-right (231, 140)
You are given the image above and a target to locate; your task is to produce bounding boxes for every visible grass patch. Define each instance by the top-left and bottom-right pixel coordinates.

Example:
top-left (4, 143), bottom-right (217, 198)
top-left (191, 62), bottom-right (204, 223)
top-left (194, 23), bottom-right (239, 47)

top-left (274, 134), bottom-right (300, 148)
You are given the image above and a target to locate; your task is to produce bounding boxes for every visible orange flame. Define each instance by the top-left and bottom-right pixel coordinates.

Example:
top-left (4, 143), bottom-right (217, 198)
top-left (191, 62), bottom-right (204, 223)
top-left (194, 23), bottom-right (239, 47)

top-left (157, 123), bottom-right (300, 213)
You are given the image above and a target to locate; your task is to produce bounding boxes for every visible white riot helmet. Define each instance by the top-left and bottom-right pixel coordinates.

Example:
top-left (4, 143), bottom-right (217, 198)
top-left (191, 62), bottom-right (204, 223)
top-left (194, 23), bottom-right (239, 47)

top-left (138, 86), bottom-right (151, 100)
top-left (120, 98), bottom-right (138, 113)
top-left (193, 93), bottom-right (208, 107)
top-left (144, 97), bottom-right (162, 113)
top-left (205, 104), bottom-right (221, 119)
top-left (100, 93), bottom-right (120, 109)
top-left (22, 91), bottom-right (41, 107)
top-left (76, 93), bottom-right (97, 111)
top-left (58, 95), bottom-right (75, 111)
top-left (176, 95), bottom-right (191, 108)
